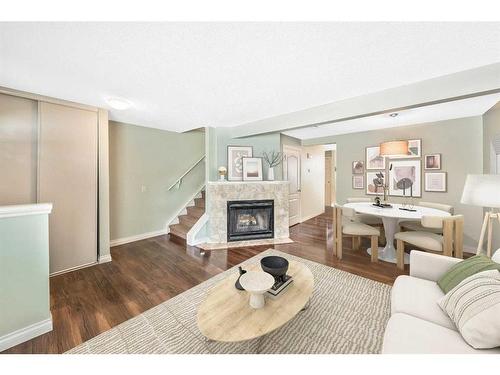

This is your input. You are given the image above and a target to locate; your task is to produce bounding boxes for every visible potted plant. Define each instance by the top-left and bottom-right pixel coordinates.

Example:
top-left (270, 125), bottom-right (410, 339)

top-left (263, 151), bottom-right (284, 181)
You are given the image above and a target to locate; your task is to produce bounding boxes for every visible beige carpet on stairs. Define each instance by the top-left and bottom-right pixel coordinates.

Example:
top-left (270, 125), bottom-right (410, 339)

top-left (66, 249), bottom-right (391, 354)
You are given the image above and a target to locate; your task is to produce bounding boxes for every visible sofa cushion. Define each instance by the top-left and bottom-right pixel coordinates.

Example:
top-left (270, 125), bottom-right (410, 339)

top-left (438, 270), bottom-right (500, 349)
top-left (437, 255), bottom-right (500, 294)
top-left (382, 313), bottom-right (500, 354)
top-left (391, 275), bottom-right (455, 330)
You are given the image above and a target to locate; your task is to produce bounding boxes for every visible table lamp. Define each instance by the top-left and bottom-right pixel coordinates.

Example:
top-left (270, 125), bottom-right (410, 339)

top-left (461, 174), bottom-right (500, 256)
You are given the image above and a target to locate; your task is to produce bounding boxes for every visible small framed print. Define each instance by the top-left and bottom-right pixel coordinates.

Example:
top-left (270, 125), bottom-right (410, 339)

top-left (425, 172), bottom-right (447, 192)
top-left (352, 175), bottom-right (364, 189)
top-left (352, 160), bottom-right (364, 174)
top-left (401, 139), bottom-right (422, 158)
top-left (242, 157), bottom-right (263, 181)
top-left (425, 154), bottom-right (441, 170)
top-left (366, 146), bottom-right (386, 170)
top-left (366, 171), bottom-right (385, 195)
top-left (227, 145), bottom-right (253, 181)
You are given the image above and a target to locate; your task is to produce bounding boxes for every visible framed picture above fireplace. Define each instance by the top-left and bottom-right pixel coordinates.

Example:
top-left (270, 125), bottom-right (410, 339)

top-left (227, 145), bottom-right (253, 181)
top-left (242, 157), bottom-right (263, 181)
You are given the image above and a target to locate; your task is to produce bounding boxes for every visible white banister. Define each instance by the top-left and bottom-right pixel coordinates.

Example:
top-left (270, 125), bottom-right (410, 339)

top-left (168, 155), bottom-right (205, 191)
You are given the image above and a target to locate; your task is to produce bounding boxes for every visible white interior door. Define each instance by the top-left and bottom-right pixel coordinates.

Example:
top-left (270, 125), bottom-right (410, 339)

top-left (283, 146), bottom-right (301, 226)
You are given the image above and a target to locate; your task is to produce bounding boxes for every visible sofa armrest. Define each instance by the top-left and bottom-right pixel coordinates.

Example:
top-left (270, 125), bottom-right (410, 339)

top-left (409, 250), bottom-right (462, 282)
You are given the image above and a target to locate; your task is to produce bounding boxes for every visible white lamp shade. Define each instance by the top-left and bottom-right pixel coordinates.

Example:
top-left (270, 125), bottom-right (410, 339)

top-left (380, 140), bottom-right (409, 157)
top-left (461, 174), bottom-right (500, 208)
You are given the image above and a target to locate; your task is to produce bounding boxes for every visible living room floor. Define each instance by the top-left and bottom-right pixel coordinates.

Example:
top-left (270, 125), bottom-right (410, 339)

top-left (3, 207), bottom-right (408, 354)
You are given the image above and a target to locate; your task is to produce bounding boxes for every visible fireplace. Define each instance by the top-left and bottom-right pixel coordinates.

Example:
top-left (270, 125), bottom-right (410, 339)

top-left (227, 200), bottom-right (274, 242)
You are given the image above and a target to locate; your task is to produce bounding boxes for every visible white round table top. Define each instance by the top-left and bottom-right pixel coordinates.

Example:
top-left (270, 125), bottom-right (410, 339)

top-left (239, 271), bottom-right (275, 293)
top-left (343, 202), bottom-right (451, 220)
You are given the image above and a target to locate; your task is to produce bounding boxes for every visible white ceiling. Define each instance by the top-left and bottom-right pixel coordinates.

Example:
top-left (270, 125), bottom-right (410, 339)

top-left (1, 22), bottom-right (499, 132)
top-left (283, 93), bottom-right (500, 140)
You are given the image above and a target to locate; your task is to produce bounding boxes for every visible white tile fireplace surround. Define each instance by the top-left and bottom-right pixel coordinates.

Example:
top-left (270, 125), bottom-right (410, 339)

top-left (206, 181), bottom-right (290, 246)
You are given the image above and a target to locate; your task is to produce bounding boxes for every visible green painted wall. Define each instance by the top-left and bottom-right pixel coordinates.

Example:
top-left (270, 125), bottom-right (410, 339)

top-left (0, 214), bottom-right (50, 338)
top-left (304, 117), bottom-right (484, 250)
top-left (209, 127), bottom-right (283, 181)
top-left (109, 121), bottom-right (205, 240)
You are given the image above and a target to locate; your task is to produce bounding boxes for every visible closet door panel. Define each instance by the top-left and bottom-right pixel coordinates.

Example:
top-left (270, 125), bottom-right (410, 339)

top-left (0, 93), bottom-right (38, 205)
top-left (39, 102), bottom-right (98, 274)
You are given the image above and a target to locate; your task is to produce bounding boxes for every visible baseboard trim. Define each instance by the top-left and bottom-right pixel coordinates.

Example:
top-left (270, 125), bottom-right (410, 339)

top-left (0, 316), bottom-right (52, 352)
top-left (110, 229), bottom-right (169, 247)
top-left (300, 212), bottom-right (323, 223)
top-left (98, 254), bottom-right (112, 263)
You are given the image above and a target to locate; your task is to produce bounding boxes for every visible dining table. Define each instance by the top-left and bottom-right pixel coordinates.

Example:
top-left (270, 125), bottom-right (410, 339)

top-left (343, 202), bottom-right (451, 264)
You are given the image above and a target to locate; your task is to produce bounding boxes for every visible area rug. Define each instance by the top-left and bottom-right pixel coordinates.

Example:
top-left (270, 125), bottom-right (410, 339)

top-left (66, 249), bottom-right (391, 354)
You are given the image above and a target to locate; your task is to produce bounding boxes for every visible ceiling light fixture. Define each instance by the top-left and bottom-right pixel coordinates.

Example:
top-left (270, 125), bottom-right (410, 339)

top-left (105, 97), bottom-right (132, 110)
top-left (389, 113), bottom-right (398, 117)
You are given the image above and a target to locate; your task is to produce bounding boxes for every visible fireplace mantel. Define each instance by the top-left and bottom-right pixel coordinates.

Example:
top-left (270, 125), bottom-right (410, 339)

top-left (206, 181), bottom-right (289, 245)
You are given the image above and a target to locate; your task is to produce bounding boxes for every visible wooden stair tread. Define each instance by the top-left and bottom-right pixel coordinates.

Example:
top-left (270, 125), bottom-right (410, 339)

top-left (169, 223), bottom-right (190, 239)
top-left (179, 214), bottom-right (198, 227)
top-left (187, 205), bottom-right (204, 218)
top-left (194, 197), bottom-right (205, 208)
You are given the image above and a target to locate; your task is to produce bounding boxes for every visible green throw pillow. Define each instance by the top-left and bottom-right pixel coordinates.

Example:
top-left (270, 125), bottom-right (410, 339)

top-left (438, 255), bottom-right (500, 294)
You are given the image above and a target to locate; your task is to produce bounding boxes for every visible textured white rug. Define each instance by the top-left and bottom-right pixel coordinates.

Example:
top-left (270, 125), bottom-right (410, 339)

top-left (66, 249), bottom-right (391, 354)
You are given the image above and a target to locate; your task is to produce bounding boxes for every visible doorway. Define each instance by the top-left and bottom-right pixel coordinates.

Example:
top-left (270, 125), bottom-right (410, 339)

top-left (324, 145), bottom-right (336, 207)
top-left (283, 145), bottom-right (301, 226)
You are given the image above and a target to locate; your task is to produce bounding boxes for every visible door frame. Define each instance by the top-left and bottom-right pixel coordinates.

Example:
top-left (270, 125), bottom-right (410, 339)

top-left (283, 145), bottom-right (302, 226)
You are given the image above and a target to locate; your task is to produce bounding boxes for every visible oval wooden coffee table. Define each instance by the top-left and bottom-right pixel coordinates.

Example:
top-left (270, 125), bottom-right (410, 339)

top-left (197, 259), bottom-right (314, 343)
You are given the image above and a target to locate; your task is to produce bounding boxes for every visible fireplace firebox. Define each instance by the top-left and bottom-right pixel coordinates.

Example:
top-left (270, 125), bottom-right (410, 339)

top-left (227, 200), bottom-right (274, 242)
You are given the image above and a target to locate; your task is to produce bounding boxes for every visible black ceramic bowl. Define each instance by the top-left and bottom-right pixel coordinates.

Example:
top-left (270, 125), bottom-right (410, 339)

top-left (260, 256), bottom-right (289, 278)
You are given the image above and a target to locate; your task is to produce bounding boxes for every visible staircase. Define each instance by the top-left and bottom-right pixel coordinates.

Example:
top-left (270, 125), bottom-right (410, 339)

top-left (169, 190), bottom-right (205, 244)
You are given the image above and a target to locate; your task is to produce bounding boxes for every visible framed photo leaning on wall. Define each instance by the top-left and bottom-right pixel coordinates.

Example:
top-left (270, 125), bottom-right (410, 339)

top-left (425, 172), bottom-right (447, 192)
top-left (242, 157), bottom-right (263, 181)
top-left (227, 145), bottom-right (253, 181)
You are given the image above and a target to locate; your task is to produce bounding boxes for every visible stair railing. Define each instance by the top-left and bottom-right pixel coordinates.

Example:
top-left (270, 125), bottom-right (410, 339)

top-left (168, 155), bottom-right (205, 191)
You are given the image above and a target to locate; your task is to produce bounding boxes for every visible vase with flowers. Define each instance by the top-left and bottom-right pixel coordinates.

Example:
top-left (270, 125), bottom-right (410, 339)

top-left (263, 151), bottom-right (284, 181)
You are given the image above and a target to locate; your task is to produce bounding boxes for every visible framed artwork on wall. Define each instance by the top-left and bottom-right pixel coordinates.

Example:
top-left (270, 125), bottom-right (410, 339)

top-left (352, 160), bottom-right (364, 174)
top-left (227, 145), bottom-right (253, 181)
top-left (425, 172), bottom-right (447, 192)
top-left (400, 139), bottom-right (422, 158)
top-left (366, 171), bottom-right (385, 195)
top-left (242, 157), bottom-right (263, 181)
top-left (388, 159), bottom-right (422, 197)
top-left (425, 154), bottom-right (441, 170)
top-left (352, 175), bottom-right (364, 189)
top-left (365, 146), bottom-right (386, 170)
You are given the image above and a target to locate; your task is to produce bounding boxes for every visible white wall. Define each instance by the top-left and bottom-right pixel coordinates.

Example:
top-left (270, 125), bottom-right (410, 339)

top-left (300, 145), bottom-right (325, 221)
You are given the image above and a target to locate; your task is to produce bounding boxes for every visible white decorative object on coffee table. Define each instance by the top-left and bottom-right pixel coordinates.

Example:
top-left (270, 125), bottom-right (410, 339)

top-left (239, 271), bottom-right (275, 308)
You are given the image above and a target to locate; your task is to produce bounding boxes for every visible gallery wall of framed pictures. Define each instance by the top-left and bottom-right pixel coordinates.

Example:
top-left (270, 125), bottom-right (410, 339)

top-left (351, 138), bottom-right (449, 197)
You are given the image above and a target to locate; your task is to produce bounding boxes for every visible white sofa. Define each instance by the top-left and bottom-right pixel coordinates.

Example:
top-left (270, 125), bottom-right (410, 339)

top-left (382, 249), bottom-right (500, 354)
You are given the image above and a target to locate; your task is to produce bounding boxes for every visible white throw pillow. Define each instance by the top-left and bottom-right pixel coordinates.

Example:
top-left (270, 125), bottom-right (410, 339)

top-left (492, 249), bottom-right (500, 264)
top-left (438, 269), bottom-right (500, 349)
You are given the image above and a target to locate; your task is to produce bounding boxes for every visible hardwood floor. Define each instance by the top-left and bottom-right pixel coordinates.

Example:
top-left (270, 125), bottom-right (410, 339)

top-left (3, 207), bottom-right (408, 354)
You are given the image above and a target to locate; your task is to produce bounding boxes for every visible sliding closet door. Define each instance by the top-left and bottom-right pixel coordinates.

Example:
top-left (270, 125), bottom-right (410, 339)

top-left (39, 102), bottom-right (98, 274)
top-left (0, 93), bottom-right (38, 205)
